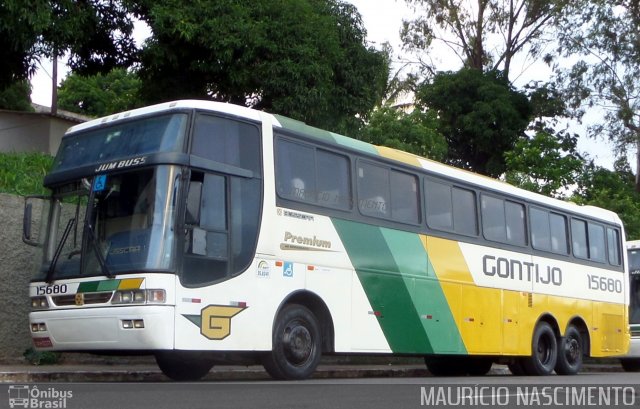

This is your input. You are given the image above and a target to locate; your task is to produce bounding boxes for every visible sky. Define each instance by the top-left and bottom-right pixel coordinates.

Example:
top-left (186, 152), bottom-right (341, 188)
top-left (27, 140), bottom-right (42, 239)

top-left (29, 0), bottom-right (618, 169)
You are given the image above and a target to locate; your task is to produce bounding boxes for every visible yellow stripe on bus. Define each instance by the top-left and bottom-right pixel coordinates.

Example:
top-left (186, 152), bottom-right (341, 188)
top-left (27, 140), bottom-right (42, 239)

top-left (118, 278), bottom-right (144, 290)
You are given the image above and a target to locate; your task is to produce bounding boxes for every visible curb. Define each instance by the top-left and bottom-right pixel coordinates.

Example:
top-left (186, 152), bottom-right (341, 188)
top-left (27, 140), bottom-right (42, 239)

top-left (0, 364), bottom-right (622, 383)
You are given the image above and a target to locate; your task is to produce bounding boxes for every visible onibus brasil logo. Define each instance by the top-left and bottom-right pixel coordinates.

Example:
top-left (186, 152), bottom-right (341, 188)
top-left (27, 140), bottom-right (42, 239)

top-left (8, 385), bottom-right (73, 408)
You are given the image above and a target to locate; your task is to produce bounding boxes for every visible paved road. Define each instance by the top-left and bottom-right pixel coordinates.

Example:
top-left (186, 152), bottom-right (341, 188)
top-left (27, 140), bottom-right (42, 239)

top-left (2, 372), bottom-right (640, 409)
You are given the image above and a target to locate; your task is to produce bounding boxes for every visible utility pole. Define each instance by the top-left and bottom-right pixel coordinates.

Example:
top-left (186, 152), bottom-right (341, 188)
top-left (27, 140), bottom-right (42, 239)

top-left (51, 50), bottom-right (58, 115)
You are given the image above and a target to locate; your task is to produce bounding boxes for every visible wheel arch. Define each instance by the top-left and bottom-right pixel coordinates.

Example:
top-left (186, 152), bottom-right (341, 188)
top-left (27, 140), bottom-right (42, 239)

top-left (536, 313), bottom-right (561, 341)
top-left (276, 290), bottom-right (335, 353)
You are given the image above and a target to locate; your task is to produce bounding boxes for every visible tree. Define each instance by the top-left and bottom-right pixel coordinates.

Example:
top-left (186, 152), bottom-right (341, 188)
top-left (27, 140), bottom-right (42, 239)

top-left (40, 0), bottom-right (137, 76)
top-left (0, 1), bottom-right (137, 110)
top-left (132, 0), bottom-right (389, 134)
top-left (0, 81), bottom-right (33, 112)
top-left (572, 158), bottom-right (640, 239)
top-left (58, 68), bottom-right (143, 117)
top-left (505, 131), bottom-right (583, 197)
top-left (0, 1), bottom-right (49, 92)
top-left (555, 0), bottom-right (640, 191)
top-left (357, 106), bottom-right (447, 161)
top-left (401, 0), bottom-right (568, 80)
top-left (417, 68), bottom-right (532, 176)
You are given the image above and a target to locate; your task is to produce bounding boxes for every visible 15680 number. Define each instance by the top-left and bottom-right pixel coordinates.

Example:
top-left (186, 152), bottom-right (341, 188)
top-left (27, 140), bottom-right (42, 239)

top-left (35, 284), bottom-right (68, 296)
top-left (587, 274), bottom-right (622, 293)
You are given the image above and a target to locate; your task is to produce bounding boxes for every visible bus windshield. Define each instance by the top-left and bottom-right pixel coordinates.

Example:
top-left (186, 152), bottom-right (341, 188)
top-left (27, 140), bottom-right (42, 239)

top-left (629, 247), bottom-right (640, 324)
top-left (51, 113), bottom-right (188, 173)
top-left (35, 166), bottom-right (180, 281)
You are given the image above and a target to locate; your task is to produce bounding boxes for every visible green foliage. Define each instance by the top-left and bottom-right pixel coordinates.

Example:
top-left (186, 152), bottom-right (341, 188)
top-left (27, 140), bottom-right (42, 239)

top-left (505, 131), bottom-right (584, 198)
top-left (357, 106), bottom-right (447, 161)
top-left (0, 0), bottom-right (49, 88)
top-left (571, 159), bottom-right (640, 239)
top-left (0, 153), bottom-right (53, 196)
top-left (0, 1), bottom-right (137, 93)
top-left (401, 0), bottom-right (567, 79)
top-left (58, 68), bottom-right (143, 116)
top-left (23, 347), bottom-right (61, 365)
top-left (41, 1), bottom-right (137, 75)
top-left (0, 80), bottom-right (33, 111)
top-left (417, 68), bottom-right (532, 177)
top-left (556, 0), bottom-right (640, 190)
top-left (134, 0), bottom-right (388, 134)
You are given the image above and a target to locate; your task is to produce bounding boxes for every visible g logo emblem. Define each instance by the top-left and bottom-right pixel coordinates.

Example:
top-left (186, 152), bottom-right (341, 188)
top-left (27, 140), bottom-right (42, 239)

top-left (200, 305), bottom-right (246, 340)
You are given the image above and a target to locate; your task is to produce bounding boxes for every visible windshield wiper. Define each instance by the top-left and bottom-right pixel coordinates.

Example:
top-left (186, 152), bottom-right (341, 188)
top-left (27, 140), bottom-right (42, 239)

top-left (45, 218), bottom-right (76, 284)
top-left (85, 220), bottom-right (113, 279)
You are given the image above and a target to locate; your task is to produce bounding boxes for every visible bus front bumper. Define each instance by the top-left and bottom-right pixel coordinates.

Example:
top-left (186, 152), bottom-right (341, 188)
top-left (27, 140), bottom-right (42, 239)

top-left (29, 306), bottom-right (175, 351)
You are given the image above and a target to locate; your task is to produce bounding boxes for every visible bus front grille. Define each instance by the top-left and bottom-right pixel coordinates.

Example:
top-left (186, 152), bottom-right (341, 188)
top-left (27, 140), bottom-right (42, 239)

top-left (52, 292), bottom-right (113, 306)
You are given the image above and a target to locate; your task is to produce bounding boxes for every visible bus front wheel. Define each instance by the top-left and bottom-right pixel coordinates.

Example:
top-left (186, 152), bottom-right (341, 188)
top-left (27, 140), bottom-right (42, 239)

top-left (155, 351), bottom-right (215, 381)
top-left (522, 322), bottom-right (558, 375)
top-left (263, 304), bottom-right (322, 380)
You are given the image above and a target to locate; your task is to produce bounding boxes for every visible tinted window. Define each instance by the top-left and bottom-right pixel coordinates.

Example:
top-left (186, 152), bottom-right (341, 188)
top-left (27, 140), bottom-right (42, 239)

top-left (316, 150), bottom-right (351, 210)
top-left (390, 170), bottom-right (419, 224)
top-left (531, 207), bottom-right (551, 251)
top-left (481, 195), bottom-right (506, 242)
top-left (357, 162), bottom-right (390, 218)
top-left (192, 115), bottom-right (261, 175)
top-left (276, 139), bottom-right (316, 202)
top-left (588, 223), bottom-right (606, 263)
top-left (426, 180), bottom-right (453, 229)
top-left (53, 114), bottom-right (188, 173)
top-left (481, 195), bottom-right (526, 246)
top-left (426, 180), bottom-right (477, 235)
top-left (531, 208), bottom-right (568, 254)
top-left (549, 213), bottom-right (568, 254)
top-left (452, 187), bottom-right (477, 235)
top-left (607, 228), bottom-right (621, 266)
top-left (275, 138), bottom-right (351, 210)
top-left (571, 219), bottom-right (588, 259)
top-left (505, 201), bottom-right (526, 246)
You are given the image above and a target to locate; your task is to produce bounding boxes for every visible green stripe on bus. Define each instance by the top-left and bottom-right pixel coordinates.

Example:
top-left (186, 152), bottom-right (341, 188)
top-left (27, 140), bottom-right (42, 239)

top-left (332, 219), bottom-right (433, 353)
top-left (96, 280), bottom-right (121, 292)
top-left (274, 114), bottom-right (379, 156)
top-left (77, 281), bottom-right (98, 293)
top-left (273, 115), bottom-right (335, 144)
top-left (330, 132), bottom-right (379, 155)
top-left (380, 229), bottom-right (466, 354)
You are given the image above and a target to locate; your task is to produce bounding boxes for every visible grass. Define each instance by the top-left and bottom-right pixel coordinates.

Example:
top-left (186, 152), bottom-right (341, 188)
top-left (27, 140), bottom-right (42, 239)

top-left (0, 152), bottom-right (53, 196)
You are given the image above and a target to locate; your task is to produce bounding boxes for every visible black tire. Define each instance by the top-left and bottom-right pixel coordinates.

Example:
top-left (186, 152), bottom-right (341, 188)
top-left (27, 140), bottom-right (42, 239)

top-left (155, 351), bottom-right (215, 381)
top-left (555, 325), bottom-right (583, 375)
top-left (263, 304), bottom-right (322, 380)
top-left (521, 321), bottom-right (558, 375)
top-left (621, 358), bottom-right (640, 372)
top-left (424, 356), bottom-right (468, 376)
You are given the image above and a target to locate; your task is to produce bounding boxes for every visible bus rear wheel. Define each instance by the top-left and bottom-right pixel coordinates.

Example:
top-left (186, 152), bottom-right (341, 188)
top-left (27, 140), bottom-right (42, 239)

top-left (263, 304), bottom-right (322, 380)
top-left (522, 322), bottom-right (558, 375)
top-left (555, 325), bottom-right (583, 375)
top-left (155, 351), bottom-right (215, 381)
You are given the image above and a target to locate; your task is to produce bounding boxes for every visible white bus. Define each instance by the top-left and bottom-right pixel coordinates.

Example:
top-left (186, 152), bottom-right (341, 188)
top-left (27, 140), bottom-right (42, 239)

top-left (24, 100), bottom-right (628, 380)
top-left (621, 240), bottom-right (640, 371)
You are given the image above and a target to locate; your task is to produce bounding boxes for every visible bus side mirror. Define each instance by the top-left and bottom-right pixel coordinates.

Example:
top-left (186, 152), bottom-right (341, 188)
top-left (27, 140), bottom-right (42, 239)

top-left (186, 181), bottom-right (203, 226)
top-left (23, 196), bottom-right (46, 247)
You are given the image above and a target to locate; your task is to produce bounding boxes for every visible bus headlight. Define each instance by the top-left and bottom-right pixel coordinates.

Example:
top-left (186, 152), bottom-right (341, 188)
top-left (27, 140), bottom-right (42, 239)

top-left (31, 297), bottom-right (49, 310)
top-left (111, 289), bottom-right (166, 305)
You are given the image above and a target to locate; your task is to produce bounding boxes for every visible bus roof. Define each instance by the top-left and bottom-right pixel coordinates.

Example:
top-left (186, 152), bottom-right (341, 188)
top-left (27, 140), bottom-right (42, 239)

top-left (65, 100), bottom-right (623, 227)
